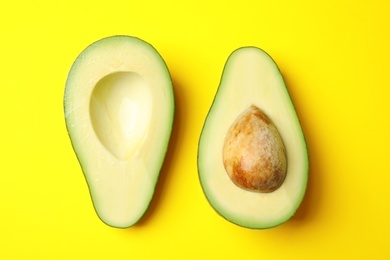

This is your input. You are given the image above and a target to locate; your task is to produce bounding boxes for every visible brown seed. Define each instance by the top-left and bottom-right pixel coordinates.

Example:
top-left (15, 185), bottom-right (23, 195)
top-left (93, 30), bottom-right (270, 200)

top-left (222, 105), bottom-right (287, 192)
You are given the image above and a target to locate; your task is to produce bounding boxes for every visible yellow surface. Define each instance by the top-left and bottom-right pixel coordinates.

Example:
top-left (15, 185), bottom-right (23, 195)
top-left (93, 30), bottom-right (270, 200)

top-left (1, 0), bottom-right (389, 258)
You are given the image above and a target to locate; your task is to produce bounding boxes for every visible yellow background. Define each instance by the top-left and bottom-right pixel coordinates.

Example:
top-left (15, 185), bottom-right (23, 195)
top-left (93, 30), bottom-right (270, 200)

top-left (1, 0), bottom-right (389, 259)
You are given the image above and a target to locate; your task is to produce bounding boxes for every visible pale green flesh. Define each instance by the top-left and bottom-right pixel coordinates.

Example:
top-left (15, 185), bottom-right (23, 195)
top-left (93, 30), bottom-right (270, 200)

top-left (198, 47), bottom-right (308, 229)
top-left (64, 36), bottom-right (174, 228)
top-left (90, 71), bottom-right (152, 161)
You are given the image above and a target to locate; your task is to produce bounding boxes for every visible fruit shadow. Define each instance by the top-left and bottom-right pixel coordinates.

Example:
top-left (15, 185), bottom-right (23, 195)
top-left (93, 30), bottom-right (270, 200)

top-left (132, 77), bottom-right (184, 228)
top-left (282, 72), bottom-right (325, 227)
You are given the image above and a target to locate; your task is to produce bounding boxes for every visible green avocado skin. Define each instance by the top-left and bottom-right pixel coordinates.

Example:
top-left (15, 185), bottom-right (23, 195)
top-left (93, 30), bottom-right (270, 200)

top-left (197, 46), bottom-right (309, 229)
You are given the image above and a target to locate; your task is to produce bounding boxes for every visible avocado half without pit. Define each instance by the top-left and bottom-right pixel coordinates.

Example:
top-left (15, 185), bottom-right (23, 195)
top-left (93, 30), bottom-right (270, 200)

top-left (64, 36), bottom-right (174, 228)
top-left (198, 47), bottom-right (309, 229)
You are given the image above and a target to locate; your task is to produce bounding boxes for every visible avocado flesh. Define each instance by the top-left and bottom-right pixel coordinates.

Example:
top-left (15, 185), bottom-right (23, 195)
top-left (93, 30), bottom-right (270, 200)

top-left (198, 47), bottom-right (308, 229)
top-left (64, 36), bottom-right (174, 228)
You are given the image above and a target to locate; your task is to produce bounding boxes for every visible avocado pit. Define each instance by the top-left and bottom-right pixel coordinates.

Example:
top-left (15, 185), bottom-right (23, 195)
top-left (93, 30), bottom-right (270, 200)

top-left (222, 105), bottom-right (287, 192)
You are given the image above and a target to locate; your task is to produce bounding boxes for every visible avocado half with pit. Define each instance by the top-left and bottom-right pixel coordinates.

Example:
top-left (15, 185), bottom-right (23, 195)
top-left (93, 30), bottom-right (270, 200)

top-left (64, 36), bottom-right (174, 228)
top-left (198, 47), bottom-right (308, 229)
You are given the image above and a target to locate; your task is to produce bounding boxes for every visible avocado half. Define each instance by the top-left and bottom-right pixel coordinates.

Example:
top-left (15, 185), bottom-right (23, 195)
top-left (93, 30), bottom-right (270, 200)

top-left (64, 36), bottom-right (174, 228)
top-left (198, 47), bottom-right (308, 229)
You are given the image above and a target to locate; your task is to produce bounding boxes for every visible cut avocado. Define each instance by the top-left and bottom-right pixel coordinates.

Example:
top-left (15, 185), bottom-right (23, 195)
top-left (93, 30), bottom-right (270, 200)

top-left (64, 36), bottom-right (174, 228)
top-left (198, 47), bottom-right (308, 229)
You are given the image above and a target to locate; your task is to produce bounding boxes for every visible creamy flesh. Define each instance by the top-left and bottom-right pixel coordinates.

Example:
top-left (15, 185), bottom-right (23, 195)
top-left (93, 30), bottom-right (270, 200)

top-left (198, 47), bottom-right (308, 229)
top-left (64, 36), bottom-right (174, 228)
